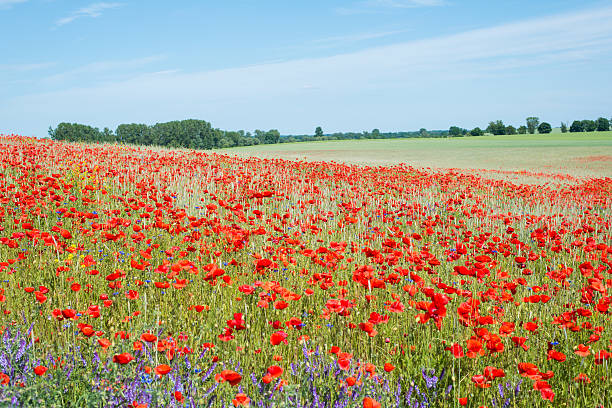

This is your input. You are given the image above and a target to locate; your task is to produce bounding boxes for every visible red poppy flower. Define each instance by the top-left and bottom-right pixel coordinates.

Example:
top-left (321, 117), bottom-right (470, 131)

top-left (174, 391), bottom-right (184, 403)
top-left (445, 343), bottom-right (464, 358)
top-left (217, 370), bottom-right (242, 386)
top-left (363, 397), bottom-right (381, 408)
top-left (113, 353), bottom-right (134, 365)
top-left (270, 331), bottom-right (288, 346)
top-left (267, 365), bottom-right (283, 378)
top-left (34, 366), bottom-right (47, 376)
top-left (155, 364), bottom-right (172, 376)
top-left (232, 393), bottom-right (250, 407)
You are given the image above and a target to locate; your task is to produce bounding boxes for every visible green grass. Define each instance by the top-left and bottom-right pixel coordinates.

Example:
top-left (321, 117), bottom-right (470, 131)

top-left (221, 132), bottom-right (612, 178)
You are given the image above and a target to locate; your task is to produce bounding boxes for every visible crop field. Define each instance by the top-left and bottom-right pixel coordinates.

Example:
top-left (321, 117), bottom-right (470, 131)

top-left (222, 132), bottom-right (612, 180)
top-left (0, 134), bottom-right (610, 407)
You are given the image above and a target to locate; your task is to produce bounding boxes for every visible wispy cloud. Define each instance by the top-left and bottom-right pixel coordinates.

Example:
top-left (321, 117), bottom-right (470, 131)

top-left (55, 2), bottom-right (122, 26)
top-left (0, 0), bottom-right (27, 10)
top-left (4, 5), bottom-right (612, 135)
top-left (337, 0), bottom-right (446, 14)
top-left (310, 29), bottom-right (410, 47)
top-left (41, 55), bottom-right (165, 84)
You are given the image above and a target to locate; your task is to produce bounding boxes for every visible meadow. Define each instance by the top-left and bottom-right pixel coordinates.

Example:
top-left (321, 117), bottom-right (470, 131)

top-left (0, 133), bottom-right (610, 407)
top-left (222, 132), bottom-right (612, 179)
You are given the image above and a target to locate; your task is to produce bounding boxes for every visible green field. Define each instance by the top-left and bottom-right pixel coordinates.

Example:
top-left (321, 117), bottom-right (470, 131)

top-left (221, 132), bottom-right (612, 178)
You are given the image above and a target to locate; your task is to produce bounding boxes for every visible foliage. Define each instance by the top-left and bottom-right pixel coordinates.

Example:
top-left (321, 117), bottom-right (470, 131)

top-left (486, 120), bottom-right (506, 135)
top-left (570, 121), bottom-right (584, 133)
top-left (581, 120), bottom-right (597, 132)
top-left (537, 122), bottom-right (552, 134)
top-left (560, 123), bottom-right (568, 133)
top-left (448, 126), bottom-right (466, 137)
top-left (526, 117), bottom-right (539, 134)
top-left (595, 117), bottom-right (610, 132)
top-left (469, 127), bottom-right (484, 136)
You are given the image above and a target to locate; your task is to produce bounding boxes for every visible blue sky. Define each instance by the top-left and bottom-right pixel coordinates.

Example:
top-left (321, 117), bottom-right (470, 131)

top-left (1, 0), bottom-right (612, 137)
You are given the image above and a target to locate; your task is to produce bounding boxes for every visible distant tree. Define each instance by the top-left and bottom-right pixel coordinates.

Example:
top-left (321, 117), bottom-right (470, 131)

top-left (469, 127), bottom-right (484, 136)
top-left (101, 127), bottom-right (115, 143)
top-left (537, 122), bottom-right (552, 134)
top-left (263, 129), bottom-right (280, 144)
top-left (449, 126), bottom-right (463, 137)
top-left (49, 122), bottom-right (101, 142)
top-left (582, 120), bottom-right (596, 132)
top-left (518, 125), bottom-right (527, 134)
top-left (487, 120), bottom-right (506, 135)
top-left (560, 122), bottom-right (568, 133)
top-left (419, 128), bottom-right (428, 137)
top-left (596, 117), bottom-right (610, 131)
top-left (371, 128), bottom-right (381, 138)
top-left (505, 125), bottom-right (517, 135)
top-left (569, 120), bottom-right (584, 132)
top-left (526, 117), bottom-right (540, 134)
top-left (116, 123), bottom-right (151, 144)
top-left (315, 126), bottom-right (324, 138)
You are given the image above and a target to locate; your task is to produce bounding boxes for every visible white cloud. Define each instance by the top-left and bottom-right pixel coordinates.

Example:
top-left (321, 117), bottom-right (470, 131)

top-left (4, 5), bottom-right (612, 135)
top-left (55, 2), bottom-right (122, 26)
top-left (0, 0), bottom-right (27, 10)
top-left (41, 55), bottom-right (165, 84)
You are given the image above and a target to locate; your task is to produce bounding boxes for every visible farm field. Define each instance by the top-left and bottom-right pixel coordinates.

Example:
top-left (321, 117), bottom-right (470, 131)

top-left (222, 132), bottom-right (612, 179)
top-left (0, 133), bottom-right (610, 407)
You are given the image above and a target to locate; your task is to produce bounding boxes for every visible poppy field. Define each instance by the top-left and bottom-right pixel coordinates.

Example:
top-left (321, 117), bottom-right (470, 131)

top-left (0, 134), bottom-right (610, 407)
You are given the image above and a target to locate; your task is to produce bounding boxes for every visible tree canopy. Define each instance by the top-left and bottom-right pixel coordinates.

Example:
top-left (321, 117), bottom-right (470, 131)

top-left (487, 120), bottom-right (506, 135)
top-left (537, 122), bottom-right (552, 134)
top-left (526, 117), bottom-right (539, 134)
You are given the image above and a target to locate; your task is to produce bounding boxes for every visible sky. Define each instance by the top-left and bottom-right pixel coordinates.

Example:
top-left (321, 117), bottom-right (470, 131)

top-left (1, 0), bottom-right (612, 137)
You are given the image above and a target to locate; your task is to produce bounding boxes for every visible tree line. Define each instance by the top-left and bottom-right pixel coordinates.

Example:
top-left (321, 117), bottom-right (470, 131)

top-left (448, 116), bottom-right (611, 137)
top-left (47, 121), bottom-right (448, 149)
top-left (48, 115), bottom-right (611, 150)
top-left (48, 120), bottom-right (279, 149)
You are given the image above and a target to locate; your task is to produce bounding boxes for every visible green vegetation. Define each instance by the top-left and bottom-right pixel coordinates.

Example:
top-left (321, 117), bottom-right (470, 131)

top-left (222, 132), bottom-right (612, 178)
top-left (537, 122), bottom-right (552, 134)
top-left (47, 114), bottom-right (612, 152)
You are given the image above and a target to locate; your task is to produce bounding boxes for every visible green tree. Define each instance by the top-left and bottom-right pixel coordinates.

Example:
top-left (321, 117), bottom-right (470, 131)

top-left (526, 117), bottom-right (539, 134)
top-left (371, 128), bottom-right (381, 138)
top-left (582, 120), bottom-right (596, 132)
top-left (518, 125), bottom-right (527, 134)
top-left (116, 123), bottom-right (151, 144)
top-left (449, 126), bottom-right (463, 137)
top-left (487, 120), bottom-right (506, 135)
top-left (260, 129), bottom-right (280, 144)
top-left (49, 122), bottom-right (101, 142)
top-left (596, 117), bottom-right (610, 131)
top-left (560, 122), bottom-right (568, 133)
top-left (569, 120), bottom-right (584, 132)
top-left (101, 127), bottom-right (115, 143)
top-left (469, 127), bottom-right (483, 136)
top-left (419, 128), bottom-right (428, 137)
top-left (505, 125), bottom-right (517, 135)
top-left (315, 126), bottom-right (323, 138)
top-left (537, 122), bottom-right (552, 134)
